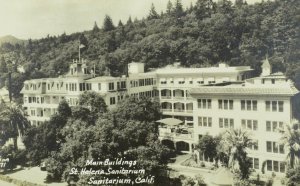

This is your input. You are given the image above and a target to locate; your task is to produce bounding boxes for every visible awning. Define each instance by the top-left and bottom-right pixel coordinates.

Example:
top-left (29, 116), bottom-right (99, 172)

top-left (156, 118), bottom-right (183, 126)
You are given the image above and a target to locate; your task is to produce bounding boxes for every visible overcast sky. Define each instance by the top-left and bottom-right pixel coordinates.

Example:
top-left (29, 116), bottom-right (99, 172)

top-left (0, 0), bottom-right (262, 40)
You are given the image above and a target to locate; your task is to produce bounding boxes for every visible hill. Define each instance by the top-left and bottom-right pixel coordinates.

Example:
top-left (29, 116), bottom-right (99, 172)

top-left (0, 35), bottom-right (24, 46)
top-left (0, 0), bottom-right (299, 100)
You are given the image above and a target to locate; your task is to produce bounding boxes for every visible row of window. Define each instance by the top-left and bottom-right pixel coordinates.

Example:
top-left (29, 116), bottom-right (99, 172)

top-left (109, 81), bottom-right (127, 91)
top-left (267, 160), bottom-right (286, 173)
top-left (197, 99), bottom-right (284, 112)
top-left (266, 141), bottom-right (285, 154)
top-left (198, 117), bottom-right (212, 127)
top-left (241, 119), bottom-right (258, 131)
top-left (26, 96), bottom-right (44, 104)
top-left (79, 83), bottom-right (92, 91)
top-left (199, 117), bottom-right (284, 133)
top-left (131, 78), bottom-right (155, 88)
top-left (160, 80), bottom-right (215, 85)
top-left (219, 118), bottom-right (234, 128)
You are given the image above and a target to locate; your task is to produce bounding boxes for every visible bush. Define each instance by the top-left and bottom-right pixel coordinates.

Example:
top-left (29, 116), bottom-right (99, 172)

top-left (194, 174), bottom-right (206, 186)
top-left (266, 177), bottom-right (273, 186)
top-left (200, 161), bottom-right (205, 167)
top-left (182, 176), bottom-right (195, 186)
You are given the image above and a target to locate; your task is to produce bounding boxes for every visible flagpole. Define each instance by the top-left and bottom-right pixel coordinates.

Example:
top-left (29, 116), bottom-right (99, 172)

top-left (78, 43), bottom-right (81, 62)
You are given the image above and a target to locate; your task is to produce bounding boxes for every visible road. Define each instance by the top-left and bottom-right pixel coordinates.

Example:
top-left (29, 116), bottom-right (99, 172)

top-left (0, 180), bottom-right (16, 186)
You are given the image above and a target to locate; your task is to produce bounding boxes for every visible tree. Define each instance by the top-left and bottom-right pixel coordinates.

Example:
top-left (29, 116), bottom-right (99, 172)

top-left (279, 123), bottom-right (300, 169)
top-left (286, 165), bottom-right (300, 186)
top-left (172, 0), bottom-right (184, 18)
top-left (103, 15), bottom-right (115, 32)
top-left (195, 0), bottom-right (215, 20)
top-left (148, 3), bottom-right (159, 20)
top-left (196, 134), bottom-right (218, 161)
top-left (92, 21), bottom-right (100, 33)
top-left (0, 57), bottom-right (7, 73)
top-left (0, 103), bottom-right (29, 150)
top-left (166, 0), bottom-right (173, 15)
top-left (78, 91), bottom-right (107, 118)
top-left (118, 20), bottom-right (123, 27)
top-left (127, 16), bottom-right (133, 25)
top-left (223, 128), bottom-right (252, 179)
top-left (57, 99), bottom-right (72, 118)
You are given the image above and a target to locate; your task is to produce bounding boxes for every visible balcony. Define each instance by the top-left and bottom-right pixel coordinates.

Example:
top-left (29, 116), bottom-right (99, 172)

top-left (159, 127), bottom-right (194, 141)
top-left (161, 96), bottom-right (172, 99)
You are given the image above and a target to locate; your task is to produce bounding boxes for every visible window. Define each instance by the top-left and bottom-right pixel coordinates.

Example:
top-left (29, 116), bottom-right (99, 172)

top-left (266, 101), bottom-right (284, 112)
top-left (266, 141), bottom-right (285, 154)
top-left (249, 158), bottom-right (259, 169)
top-left (79, 83), bottom-right (85, 91)
top-left (109, 82), bottom-right (114, 90)
top-left (267, 160), bottom-right (272, 171)
top-left (189, 81), bottom-right (193, 84)
top-left (241, 119), bottom-right (258, 131)
top-left (110, 97), bottom-right (116, 105)
top-left (86, 83), bottom-right (91, 90)
top-left (98, 83), bottom-right (101, 90)
top-left (241, 100), bottom-right (257, 111)
top-left (139, 79), bottom-right (145, 86)
top-left (121, 81), bottom-right (126, 89)
top-left (266, 160), bottom-right (286, 173)
top-left (197, 81), bottom-right (204, 84)
top-left (30, 110), bottom-right (36, 116)
top-left (248, 140), bottom-right (258, 151)
top-left (160, 81), bottom-right (167, 84)
top-left (219, 99), bottom-right (234, 110)
top-left (266, 121), bottom-right (284, 132)
top-left (219, 118), bottom-right (234, 128)
top-left (197, 99), bottom-right (211, 109)
top-left (178, 81), bottom-right (185, 84)
top-left (198, 117), bottom-right (212, 127)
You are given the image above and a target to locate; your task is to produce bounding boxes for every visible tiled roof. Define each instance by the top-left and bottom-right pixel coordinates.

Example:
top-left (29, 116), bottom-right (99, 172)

top-left (190, 86), bottom-right (299, 96)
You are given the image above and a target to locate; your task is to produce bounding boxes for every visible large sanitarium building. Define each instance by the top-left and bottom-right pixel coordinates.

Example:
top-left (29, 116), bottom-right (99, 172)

top-left (21, 58), bottom-right (299, 176)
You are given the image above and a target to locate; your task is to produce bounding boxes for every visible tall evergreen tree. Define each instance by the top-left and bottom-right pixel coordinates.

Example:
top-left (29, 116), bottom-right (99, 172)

top-left (127, 16), bottom-right (133, 25)
top-left (103, 15), bottom-right (115, 32)
top-left (195, 0), bottom-right (215, 20)
top-left (166, 0), bottom-right (173, 15)
top-left (148, 3), bottom-right (159, 20)
top-left (172, 0), bottom-right (184, 18)
top-left (92, 21), bottom-right (100, 33)
top-left (118, 20), bottom-right (123, 27)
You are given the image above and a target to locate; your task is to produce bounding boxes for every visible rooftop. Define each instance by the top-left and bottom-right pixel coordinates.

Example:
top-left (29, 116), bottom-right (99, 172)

top-left (155, 65), bottom-right (252, 75)
top-left (190, 85), bottom-right (299, 96)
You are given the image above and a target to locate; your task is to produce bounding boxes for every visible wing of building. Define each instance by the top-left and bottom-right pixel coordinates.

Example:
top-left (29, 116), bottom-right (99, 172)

top-left (21, 58), bottom-right (299, 176)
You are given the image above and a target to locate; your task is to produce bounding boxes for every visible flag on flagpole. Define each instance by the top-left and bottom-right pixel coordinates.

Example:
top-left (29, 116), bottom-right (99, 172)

top-left (79, 44), bottom-right (85, 49)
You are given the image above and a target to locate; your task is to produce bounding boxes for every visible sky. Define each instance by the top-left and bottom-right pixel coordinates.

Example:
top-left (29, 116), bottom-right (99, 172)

top-left (0, 0), bottom-right (262, 40)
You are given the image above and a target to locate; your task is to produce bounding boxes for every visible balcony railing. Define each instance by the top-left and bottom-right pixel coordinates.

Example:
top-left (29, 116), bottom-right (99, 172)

top-left (173, 96), bottom-right (185, 100)
top-left (159, 128), bottom-right (194, 140)
top-left (161, 96), bottom-right (172, 99)
top-left (161, 109), bottom-right (194, 113)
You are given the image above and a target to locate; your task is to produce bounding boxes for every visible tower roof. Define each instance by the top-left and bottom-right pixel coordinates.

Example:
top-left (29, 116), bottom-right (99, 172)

top-left (262, 58), bottom-right (271, 68)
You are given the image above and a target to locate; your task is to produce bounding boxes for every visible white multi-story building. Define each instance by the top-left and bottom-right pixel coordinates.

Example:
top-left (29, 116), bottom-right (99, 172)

top-left (21, 58), bottom-right (299, 176)
top-left (187, 59), bottom-right (299, 176)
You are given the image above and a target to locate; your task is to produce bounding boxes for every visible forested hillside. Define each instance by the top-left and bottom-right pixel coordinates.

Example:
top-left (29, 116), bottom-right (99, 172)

top-left (0, 0), bottom-right (299, 100)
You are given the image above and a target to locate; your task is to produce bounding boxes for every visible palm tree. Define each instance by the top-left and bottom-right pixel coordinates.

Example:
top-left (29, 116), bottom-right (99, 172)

top-left (0, 103), bottom-right (29, 150)
top-left (279, 122), bottom-right (300, 169)
top-left (223, 128), bottom-right (252, 179)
